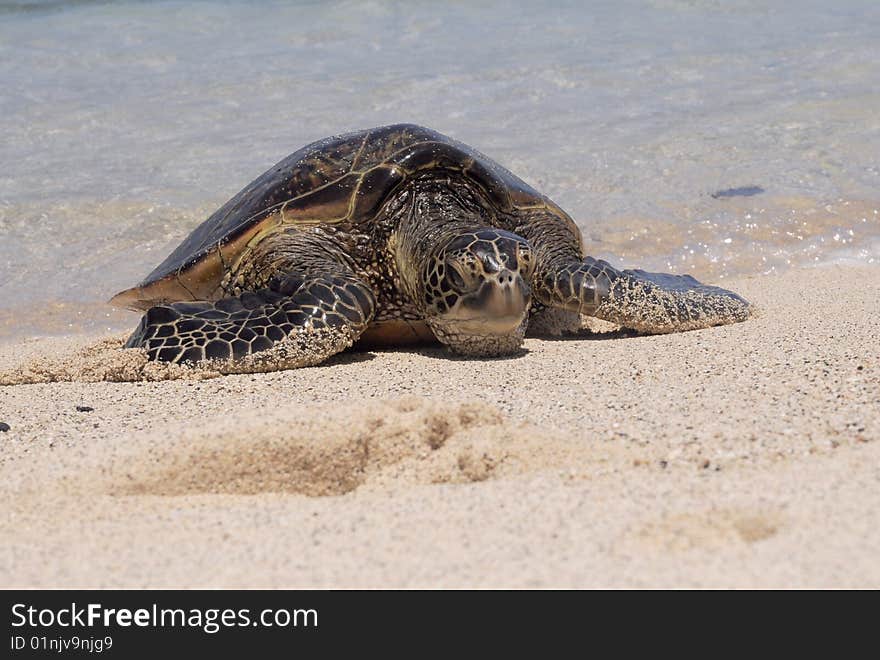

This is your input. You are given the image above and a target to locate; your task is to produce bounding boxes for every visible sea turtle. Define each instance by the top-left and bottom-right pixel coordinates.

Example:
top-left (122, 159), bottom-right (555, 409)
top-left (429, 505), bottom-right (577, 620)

top-left (112, 124), bottom-right (750, 372)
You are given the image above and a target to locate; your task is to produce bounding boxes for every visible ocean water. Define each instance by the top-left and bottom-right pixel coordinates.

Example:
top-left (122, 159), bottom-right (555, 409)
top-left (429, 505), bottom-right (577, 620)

top-left (1, 0), bottom-right (878, 338)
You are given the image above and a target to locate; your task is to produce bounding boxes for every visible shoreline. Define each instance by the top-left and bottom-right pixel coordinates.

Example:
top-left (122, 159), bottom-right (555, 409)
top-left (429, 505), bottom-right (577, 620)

top-left (1, 264), bottom-right (878, 587)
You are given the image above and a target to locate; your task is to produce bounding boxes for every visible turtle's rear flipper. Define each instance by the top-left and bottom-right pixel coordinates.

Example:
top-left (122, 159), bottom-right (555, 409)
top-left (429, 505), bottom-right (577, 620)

top-left (124, 274), bottom-right (376, 373)
top-left (538, 257), bottom-right (750, 334)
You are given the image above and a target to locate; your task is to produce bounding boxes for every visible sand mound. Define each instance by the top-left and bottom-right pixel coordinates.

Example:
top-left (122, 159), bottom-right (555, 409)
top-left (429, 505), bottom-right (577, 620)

top-left (0, 327), bottom-right (357, 384)
top-left (618, 507), bottom-right (784, 554)
top-left (0, 335), bottom-right (222, 384)
top-left (96, 397), bottom-right (582, 497)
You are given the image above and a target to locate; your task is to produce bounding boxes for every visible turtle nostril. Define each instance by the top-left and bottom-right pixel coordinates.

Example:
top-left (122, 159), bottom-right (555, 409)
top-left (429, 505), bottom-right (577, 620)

top-left (496, 271), bottom-right (517, 286)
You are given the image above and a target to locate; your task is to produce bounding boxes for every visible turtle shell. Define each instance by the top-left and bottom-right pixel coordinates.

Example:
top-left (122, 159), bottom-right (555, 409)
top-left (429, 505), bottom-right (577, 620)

top-left (112, 123), bottom-right (571, 310)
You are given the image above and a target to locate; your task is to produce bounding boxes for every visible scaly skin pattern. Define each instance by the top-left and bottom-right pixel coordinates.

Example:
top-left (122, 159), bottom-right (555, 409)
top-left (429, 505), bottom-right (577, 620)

top-left (126, 270), bottom-right (376, 364)
top-left (118, 124), bottom-right (751, 366)
top-left (514, 208), bottom-right (750, 332)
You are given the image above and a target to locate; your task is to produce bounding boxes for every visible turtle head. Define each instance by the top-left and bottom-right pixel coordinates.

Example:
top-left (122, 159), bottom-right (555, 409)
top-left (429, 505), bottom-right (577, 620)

top-left (422, 229), bottom-right (534, 356)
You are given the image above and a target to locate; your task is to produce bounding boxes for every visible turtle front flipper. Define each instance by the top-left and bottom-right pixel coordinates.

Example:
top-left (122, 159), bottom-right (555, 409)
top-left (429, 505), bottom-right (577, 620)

top-left (125, 273), bottom-right (376, 373)
top-left (536, 257), bottom-right (750, 334)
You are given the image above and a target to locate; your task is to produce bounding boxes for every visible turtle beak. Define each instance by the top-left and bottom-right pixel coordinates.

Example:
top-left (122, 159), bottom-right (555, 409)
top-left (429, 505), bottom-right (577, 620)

top-left (448, 268), bottom-right (531, 335)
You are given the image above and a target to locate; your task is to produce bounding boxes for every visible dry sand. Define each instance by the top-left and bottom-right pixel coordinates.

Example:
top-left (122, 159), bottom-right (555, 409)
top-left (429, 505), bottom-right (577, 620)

top-left (0, 264), bottom-right (878, 588)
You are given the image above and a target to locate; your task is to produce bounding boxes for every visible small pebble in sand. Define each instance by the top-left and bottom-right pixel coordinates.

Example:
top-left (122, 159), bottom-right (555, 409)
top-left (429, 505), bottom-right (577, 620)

top-left (0, 422), bottom-right (9, 432)
top-left (75, 406), bottom-right (94, 413)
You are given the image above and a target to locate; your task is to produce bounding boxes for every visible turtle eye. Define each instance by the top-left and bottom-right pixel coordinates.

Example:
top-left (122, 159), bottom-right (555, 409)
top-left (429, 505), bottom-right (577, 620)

top-left (445, 261), bottom-right (468, 292)
top-left (517, 243), bottom-right (534, 272)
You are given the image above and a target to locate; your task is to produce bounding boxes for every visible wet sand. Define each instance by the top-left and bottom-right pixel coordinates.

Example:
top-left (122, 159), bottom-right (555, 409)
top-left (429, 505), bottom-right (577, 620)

top-left (0, 264), bottom-right (877, 587)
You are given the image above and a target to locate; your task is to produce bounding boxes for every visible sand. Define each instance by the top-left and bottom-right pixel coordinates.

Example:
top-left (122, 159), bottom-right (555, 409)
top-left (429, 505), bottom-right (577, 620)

top-left (0, 264), bottom-right (877, 588)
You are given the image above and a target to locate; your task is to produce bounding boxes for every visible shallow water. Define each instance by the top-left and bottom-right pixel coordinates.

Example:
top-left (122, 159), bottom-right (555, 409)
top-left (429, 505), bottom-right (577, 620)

top-left (1, 0), bottom-right (878, 339)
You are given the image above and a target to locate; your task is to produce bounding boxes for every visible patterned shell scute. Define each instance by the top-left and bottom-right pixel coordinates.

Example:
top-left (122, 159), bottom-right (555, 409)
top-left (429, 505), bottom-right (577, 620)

top-left (139, 123), bottom-right (551, 287)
